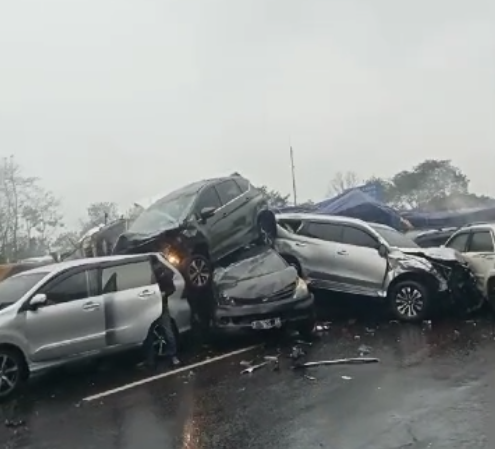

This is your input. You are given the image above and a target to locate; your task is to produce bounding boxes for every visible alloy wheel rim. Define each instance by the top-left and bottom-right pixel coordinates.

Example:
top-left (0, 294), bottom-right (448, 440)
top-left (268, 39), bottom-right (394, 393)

top-left (0, 354), bottom-right (19, 397)
top-left (188, 258), bottom-right (210, 287)
top-left (151, 326), bottom-right (168, 357)
top-left (395, 286), bottom-right (424, 318)
top-left (260, 223), bottom-right (274, 246)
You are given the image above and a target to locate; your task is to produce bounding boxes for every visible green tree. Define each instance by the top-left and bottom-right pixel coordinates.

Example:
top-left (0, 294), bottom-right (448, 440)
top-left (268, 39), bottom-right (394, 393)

top-left (366, 160), bottom-right (473, 209)
top-left (81, 201), bottom-right (120, 233)
top-left (258, 186), bottom-right (291, 208)
top-left (327, 171), bottom-right (361, 196)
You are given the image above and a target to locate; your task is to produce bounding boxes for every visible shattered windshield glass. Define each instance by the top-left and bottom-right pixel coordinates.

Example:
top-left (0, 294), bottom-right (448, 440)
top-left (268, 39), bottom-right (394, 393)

top-left (0, 272), bottom-right (47, 308)
top-left (370, 225), bottom-right (419, 249)
top-left (129, 193), bottom-right (196, 234)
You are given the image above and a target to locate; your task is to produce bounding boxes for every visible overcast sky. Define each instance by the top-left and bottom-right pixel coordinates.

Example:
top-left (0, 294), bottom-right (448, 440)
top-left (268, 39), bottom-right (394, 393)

top-left (1, 0), bottom-right (494, 227)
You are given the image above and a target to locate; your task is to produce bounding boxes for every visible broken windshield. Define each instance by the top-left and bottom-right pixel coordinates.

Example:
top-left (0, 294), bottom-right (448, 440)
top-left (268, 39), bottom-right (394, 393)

top-left (129, 193), bottom-right (196, 235)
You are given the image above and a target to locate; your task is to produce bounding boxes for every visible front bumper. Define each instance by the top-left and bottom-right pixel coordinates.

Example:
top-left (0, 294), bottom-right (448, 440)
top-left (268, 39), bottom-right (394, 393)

top-left (213, 294), bottom-right (315, 331)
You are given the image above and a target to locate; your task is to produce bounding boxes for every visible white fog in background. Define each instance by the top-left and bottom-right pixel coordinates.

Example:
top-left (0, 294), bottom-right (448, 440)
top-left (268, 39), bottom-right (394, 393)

top-left (0, 0), bottom-right (494, 226)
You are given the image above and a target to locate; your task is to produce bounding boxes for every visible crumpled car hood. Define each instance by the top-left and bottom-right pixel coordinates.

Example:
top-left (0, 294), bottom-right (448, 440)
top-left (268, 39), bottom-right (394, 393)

top-left (113, 225), bottom-right (183, 254)
top-left (397, 247), bottom-right (466, 264)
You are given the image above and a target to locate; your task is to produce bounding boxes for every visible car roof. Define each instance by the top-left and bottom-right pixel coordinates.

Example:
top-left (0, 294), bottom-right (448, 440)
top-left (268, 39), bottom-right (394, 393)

top-left (275, 212), bottom-right (394, 230)
top-left (458, 222), bottom-right (495, 231)
top-left (15, 254), bottom-right (152, 276)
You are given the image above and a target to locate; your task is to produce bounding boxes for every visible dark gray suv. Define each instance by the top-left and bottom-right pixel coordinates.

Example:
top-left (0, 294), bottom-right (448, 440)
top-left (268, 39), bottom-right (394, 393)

top-left (113, 175), bottom-right (276, 291)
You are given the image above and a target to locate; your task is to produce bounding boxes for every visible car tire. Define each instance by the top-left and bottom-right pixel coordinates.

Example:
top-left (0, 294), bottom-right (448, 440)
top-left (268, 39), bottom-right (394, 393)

top-left (0, 347), bottom-right (27, 402)
top-left (256, 213), bottom-right (277, 247)
top-left (388, 280), bottom-right (430, 322)
top-left (184, 254), bottom-right (213, 291)
top-left (296, 312), bottom-right (317, 338)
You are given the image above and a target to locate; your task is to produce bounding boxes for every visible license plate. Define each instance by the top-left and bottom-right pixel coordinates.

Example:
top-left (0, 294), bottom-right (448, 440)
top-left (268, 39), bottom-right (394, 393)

top-left (251, 318), bottom-right (282, 330)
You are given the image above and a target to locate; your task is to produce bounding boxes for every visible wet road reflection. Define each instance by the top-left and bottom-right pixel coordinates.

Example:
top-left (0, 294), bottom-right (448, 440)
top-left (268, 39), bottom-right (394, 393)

top-left (2, 316), bottom-right (495, 448)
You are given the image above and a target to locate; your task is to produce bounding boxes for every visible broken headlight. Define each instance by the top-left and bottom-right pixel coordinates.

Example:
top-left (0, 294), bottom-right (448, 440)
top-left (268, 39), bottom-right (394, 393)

top-left (294, 277), bottom-right (309, 298)
top-left (218, 293), bottom-right (236, 306)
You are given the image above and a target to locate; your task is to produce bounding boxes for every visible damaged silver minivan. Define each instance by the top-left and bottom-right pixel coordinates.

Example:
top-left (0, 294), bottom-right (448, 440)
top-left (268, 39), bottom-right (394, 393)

top-left (275, 213), bottom-right (483, 322)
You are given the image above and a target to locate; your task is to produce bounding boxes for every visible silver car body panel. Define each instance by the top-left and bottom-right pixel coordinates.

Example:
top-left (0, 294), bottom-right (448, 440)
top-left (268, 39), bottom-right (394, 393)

top-left (0, 254), bottom-right (190, 374)
top-left (275, 214), bottom-right (447, 298)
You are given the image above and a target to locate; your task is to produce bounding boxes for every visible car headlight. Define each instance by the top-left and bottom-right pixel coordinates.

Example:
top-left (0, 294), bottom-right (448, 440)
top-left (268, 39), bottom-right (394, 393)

top-left (294, 277), bottom-right (309, 297)
top-left (218, 294), bottom-right (236, 306)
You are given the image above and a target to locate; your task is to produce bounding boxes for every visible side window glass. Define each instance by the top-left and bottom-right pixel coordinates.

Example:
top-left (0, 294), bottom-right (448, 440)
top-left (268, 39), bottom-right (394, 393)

top-left (301, 222), bottom-right (343, 242)
top-left (468, 231), bottom-right (494, 252)
top-left (342, 227), bottom-right (378, 249)
top-left (216, 180), bottom-right (242, 205)
top-left (195, 186), bottom-right (222, 213)
top-left (446, 233), bottom-right (469, 252)
top-left (234, 177), bottom-right (250, 193)
top-left (102, 261), bottom-right (155, 293)
top-left (42, 270), bottom-right (94, 305)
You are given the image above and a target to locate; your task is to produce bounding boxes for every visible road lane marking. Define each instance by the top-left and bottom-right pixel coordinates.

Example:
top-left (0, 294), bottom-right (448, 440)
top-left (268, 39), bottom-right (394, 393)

top-left (83, 345), bottom-right (260, 402)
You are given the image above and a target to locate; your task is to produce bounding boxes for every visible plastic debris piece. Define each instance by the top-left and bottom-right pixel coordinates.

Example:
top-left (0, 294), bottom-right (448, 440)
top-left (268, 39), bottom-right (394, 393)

top-left (304, 374), bottom-right (317, 381)
top-left (293, 357), bottom-right (380, 369)
top-left (341, 375), bottom-right (352, 380)
top-left (289, 346), bottom-right (306, 360)
top-left (240, 360), bottom-right (253, 367)
top-left (4, 419), bottom-right (25, 429)
top-left (295, 339), bottom-right (313, 346)
top-left (264, 355), bottom-right (279, 362)
top-left (358, 344), bottom-right (372, 355)
top-left (241, 361), bottom-right (268, 374)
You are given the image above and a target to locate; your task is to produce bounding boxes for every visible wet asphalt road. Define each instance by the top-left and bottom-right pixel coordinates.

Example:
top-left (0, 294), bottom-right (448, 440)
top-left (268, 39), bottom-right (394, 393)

top-left (2, 300), bottom-right (495, 448)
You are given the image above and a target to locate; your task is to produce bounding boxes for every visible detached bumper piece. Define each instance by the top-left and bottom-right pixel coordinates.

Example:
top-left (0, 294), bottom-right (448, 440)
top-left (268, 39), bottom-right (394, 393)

top-left (214, 295), bottom-right (314, 331)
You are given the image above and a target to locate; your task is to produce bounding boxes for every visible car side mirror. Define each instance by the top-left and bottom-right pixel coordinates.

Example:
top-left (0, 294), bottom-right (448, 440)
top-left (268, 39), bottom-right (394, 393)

top-left (29, 293), bottom-right (47, 310)
top-left (199, 207), bottom-right (216, 222)
top-left (377, 244), bottom-right (388, 258)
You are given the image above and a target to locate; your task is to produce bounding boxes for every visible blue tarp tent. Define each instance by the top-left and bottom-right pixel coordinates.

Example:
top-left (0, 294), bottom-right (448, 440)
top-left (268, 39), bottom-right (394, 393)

top-left (315, 189), bottom-right (404, 230)
top-left (402, 204), bottom-right (495, 229)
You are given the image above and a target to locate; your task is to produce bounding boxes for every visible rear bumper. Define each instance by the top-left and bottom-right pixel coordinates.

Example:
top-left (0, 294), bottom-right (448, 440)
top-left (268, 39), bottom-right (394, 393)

top-left (213, 294), bottom-right (315, 331)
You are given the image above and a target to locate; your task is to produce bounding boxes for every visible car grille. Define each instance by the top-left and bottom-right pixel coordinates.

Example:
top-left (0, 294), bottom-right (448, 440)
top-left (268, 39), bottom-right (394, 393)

top-left (232, 281), bottom-right (297, 305)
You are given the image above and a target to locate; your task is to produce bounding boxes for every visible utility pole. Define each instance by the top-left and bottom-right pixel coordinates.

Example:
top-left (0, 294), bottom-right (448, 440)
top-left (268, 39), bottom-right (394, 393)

top-left (290, 146), bottom-right (297, 205)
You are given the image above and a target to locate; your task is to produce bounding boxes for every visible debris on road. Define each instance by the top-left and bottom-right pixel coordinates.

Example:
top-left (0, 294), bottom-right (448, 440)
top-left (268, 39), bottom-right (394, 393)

top-left (241, 361), bottom-right (268, 374)
top-left (341, 375), bottom-right (352, 380)
top-left (289, 345), bottom-right (306, 360)
top-left (358, 344), bottom-right (372, 356)
top-left (315, 322), bottom-right (331, 332)
top-left (304, 374), bottom-right (317, 382)
top-left (293, 357), bottom-right (380, 369)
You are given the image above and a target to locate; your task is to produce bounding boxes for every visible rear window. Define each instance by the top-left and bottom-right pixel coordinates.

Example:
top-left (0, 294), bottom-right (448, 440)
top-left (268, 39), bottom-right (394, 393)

top-left (468, 231), bottom-right (494, 252)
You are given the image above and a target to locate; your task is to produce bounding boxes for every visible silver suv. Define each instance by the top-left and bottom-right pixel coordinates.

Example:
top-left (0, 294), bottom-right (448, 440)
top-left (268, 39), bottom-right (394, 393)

top-left (275, 213), bottom-right (451, 322)
top-left (0, 253), bottom-right (191, 400)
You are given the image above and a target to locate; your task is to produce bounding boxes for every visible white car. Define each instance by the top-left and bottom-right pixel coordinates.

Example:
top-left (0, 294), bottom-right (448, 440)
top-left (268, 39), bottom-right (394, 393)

top-left (0, 253), bottom-right (191, 400)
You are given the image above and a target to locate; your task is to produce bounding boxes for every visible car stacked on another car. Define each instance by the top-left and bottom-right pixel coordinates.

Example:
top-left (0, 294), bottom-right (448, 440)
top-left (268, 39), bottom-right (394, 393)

top-left (113, 174), bottom-right (277, 293)
top-left (0, 253), bottom-right (191, 400)
top-left (275, 213), bottom-right (482, 322)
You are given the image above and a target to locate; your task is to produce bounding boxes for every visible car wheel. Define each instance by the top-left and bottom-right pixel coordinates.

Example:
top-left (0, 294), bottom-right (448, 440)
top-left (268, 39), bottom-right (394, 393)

top-left (257, 214), bottom-right (277, 247)
top-left (0, 348), bottom-right (27, 401)
top-left (149, 323), bottom-right (169, 358)
top-left (296, 312), bottom-right (317, 338)
top-left (185, 254), bottom-right (213, 291)
top-left (389, 280), bottom-right (430, 322)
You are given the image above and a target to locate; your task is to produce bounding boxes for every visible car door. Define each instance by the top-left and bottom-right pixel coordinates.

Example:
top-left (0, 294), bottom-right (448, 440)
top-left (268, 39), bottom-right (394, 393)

top-left (99, 258), bottom-right (162, 347)
top-left (296, 221), bottom-right (344, 288)
top-left (336, 225), bottom-right (388, 296)
top-left (463, 229), bottom-right (495, 291)
top-left (191, 185), bottom-right (224, 258)
top-left (25, 268), bottom-right (105, 363)
top-left (213, 179), bottom-right (249, 258)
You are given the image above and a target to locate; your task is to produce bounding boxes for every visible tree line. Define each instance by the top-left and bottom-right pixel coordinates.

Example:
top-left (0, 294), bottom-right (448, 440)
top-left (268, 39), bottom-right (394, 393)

top-left (0, 156), bottom-right (491, 262)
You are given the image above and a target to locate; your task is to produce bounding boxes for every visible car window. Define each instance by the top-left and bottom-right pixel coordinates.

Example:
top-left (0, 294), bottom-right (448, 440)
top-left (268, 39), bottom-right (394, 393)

top-left (0, 272), bottom-right (48, 308)
top-left (215, 180), bottom-right (242, 205)
top-left (102, 261), bottom-right (155, 293)
top-left (41, 270), bottom-right (96, 305)
top-left (468, 231), bottom-right (494, 252)
top-left (302, 222), bottom-right (343, 242)
top-left (446, 232), bottom-right (469, 252)
top-left (233, 177), bottom-right (250, 193)
top-left (194, 186), bottom-right (222, 212)
top-left (342, 226), bottom-right (378, 249)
